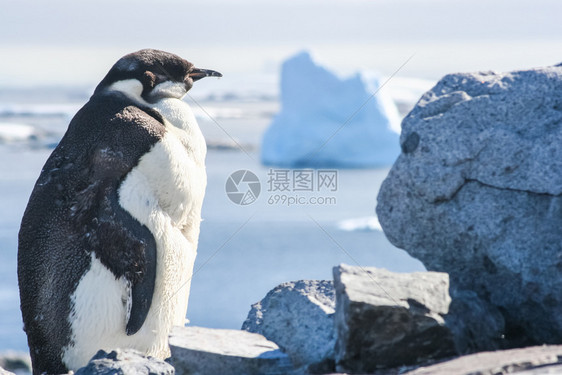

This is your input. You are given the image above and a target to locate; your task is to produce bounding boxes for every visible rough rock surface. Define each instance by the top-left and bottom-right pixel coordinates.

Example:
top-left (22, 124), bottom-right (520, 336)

top-left (242, 280), bottom-right (336, 373)
top-left (404, 345), bottom-right (562, 375)
top-left (74, 349), bottom-right (174, 375)
top-left (168, 326), bottom-right (294, 375)
top-left (333, 264), bottom-right (457, 372)
top-left (377, 65), bottom-right (562, 344)
top-left (445, 289), bottom-right (505, 354)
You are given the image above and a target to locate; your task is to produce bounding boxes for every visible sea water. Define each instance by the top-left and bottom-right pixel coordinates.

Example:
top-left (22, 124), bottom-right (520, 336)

top-left (0, 88), bottom-right (424, 352)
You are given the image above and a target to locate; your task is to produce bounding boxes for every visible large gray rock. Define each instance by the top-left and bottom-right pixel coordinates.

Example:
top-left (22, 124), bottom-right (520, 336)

top-left (242, 280), bottom-right (336, 373)
top-left (168, 326), bottom-right (294, 375)
top-left (74, 349), bottom-right (174, 375)
top-left (405, 345), bottom-right (562, 375)
top-left (377, 65), bottom-right (562, 345)
top-left (333, 264), bottom-right (456, 372)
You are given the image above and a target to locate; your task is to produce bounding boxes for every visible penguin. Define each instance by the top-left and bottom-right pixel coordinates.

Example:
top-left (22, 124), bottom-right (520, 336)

top-left (17, 49), bottom-right (221, 375)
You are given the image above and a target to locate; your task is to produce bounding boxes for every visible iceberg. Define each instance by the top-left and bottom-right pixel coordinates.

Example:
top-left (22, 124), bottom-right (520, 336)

top-left (261, 51), bottom-right (401, 168)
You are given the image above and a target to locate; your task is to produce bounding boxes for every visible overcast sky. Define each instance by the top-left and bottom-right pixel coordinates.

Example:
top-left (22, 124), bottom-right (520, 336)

top-left (2, 0), bottom-right (560, 46)
top-left (1, 0), bottom-right (560, 87)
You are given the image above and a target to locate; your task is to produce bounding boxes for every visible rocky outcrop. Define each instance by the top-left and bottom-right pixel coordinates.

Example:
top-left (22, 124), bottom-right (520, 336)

top-left (377, 65), bottom-right (562, 345)
top-left (404, 345), bottom-right (562, 375)
top-left (239, 268), bottom-right (503, 374)
top-left (168, 326), bottom-right (294, 375)
top-left (242, 280), bottom-right (336, 373)
top-left (74, 349), bottom-right (174, 375)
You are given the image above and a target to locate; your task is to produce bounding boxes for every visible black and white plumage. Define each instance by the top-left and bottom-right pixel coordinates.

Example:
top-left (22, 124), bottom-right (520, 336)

top-left (17, 49), bottom-right (221, 375)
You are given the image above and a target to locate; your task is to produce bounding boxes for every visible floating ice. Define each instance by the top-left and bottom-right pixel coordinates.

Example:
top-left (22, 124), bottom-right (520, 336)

top-left (337, 216), bottom-right (382, 232)
top-left (0, 103), bottom-right (80, 118)
top-left (261, 51), bottom-right (401, 168)
top-left (0, 122), bottom-right (60, 149)
top-left (0, 123), bottom-right (36, 142)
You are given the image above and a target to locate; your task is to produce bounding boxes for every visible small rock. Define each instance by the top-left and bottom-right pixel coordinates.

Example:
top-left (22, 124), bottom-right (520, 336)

top-left (333, 264), bottom-right (457, 373)
top-left (168, 326), bottom-right (294, 375)
top-left (242, 280), bottom-right (336, 373)
top-left (74, 349), bottom-right (174, 375)
top-left (405, 345), bottom-right (562, 375)
top-left (0, 351), bottom-right (32, 375)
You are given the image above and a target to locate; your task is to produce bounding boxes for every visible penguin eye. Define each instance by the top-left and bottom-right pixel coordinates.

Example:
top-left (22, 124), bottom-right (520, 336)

top-left (142, 72), bottom-right (170, 90)
top-left (154, 73), bottom-right (169, 84)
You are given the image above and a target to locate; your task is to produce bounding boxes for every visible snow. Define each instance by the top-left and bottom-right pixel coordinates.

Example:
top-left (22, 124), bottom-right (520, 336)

top-left (261, 51), bottom-right (402, 168)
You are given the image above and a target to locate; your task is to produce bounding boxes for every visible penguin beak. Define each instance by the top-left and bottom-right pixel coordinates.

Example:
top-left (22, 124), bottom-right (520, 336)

top-left (189, 68), bottom-right (223, 82)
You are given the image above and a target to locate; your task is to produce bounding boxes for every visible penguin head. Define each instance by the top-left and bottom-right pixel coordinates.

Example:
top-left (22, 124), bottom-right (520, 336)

top-left (95, 49), bottom-right (222, 103)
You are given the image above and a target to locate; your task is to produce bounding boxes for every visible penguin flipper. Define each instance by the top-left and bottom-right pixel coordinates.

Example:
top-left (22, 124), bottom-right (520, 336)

top-left (126, 238), bottom-right (157, 335)
top-left (95, 209), bottom-right (157, 336)
top-left (84, 146), bottom-right (160, 336)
